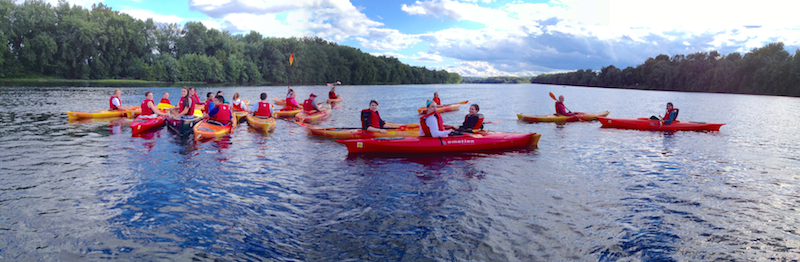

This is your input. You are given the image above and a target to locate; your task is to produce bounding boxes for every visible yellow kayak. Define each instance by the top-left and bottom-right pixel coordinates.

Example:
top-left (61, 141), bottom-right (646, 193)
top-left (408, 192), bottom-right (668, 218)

top-left (157, 103), bottom-right (173, 110)
top-left (517, 111), bottom-right (610, 122)
top-left (274, 109), bottom-right (302, 118)
top-left (246, 115), bottom-right (277, 133)
top-left (233, 111), bottom-right (247, 124)
top-left (68, 106), bottom-right (141, 119)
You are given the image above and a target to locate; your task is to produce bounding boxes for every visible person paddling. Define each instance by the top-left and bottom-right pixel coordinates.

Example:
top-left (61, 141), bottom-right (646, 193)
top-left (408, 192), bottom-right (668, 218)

top-left (282, 89), bottom-right (300, 111)
top-left (432, 92), bottom-right (441, 106)
top-left (249, 93), bottom-right (273, 118)
top-left (302, 93), bottom-right (321, 113)
top-left (109, 89), bottom-right (124, 111)
top-left (171, 87), bottom-right (195, 118)
top-left (361, 100), bottom-right (389, 134)
top-left (159, 92), bottom-right (170, 104)
top-left (419, 100), bottom-right (452, 137)
top-left (650, 102), bottom-right (679, 125)
top-left (555, 95), bottom-right (575, 116)
top-left (329, 86), bottom-right (339, 100)
top-left (203, 92), bottom-right (214, 113)
top-left (205, 95), bottom-right (232, 125)
top-left (139, 92), bottom-right (168, 118)
top-left (453, 104), bottom-right (484, 134)
top-left (231, 92), bottom-right (247, 111)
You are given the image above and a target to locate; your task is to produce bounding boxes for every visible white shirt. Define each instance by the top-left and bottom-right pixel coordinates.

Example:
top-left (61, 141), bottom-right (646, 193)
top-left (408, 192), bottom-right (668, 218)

top-left (419, 115), bottom-right (450, 137)
top-left (111, 97), bottom-right (121, 108)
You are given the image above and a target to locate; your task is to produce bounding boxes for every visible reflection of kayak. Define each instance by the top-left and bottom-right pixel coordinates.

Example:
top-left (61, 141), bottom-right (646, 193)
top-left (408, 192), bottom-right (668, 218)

top-left (302, 123), bottom-right (421, 139)
top-left (296, 109), bottom-right (331, 123)
top-left (337, 132), bottom-right (541, 154)
top-left (596, 117), bottom-right (725, 131)
top-left (273, 97), bottom-right (286, 105)
top-left (166, 115), bottom-right (201, 136)
top-left (517, 111), bottom-right (610, 122)
top-left (274, 109), bottom-right (302, 118)
top-left (327, 95), bottom-right (343, 104)
top-left (131, 115), bottom-right (166, 134)
top-left (193, 120), bottom-right (232, 140)
top-left (67, 107), bottom-right (141, 119)
top-left (246, 115), bottom-right (277, 132)
top-left (417, 101), bottom-right (468, 114)
top-left (233, 111), bottom-right (247, 124)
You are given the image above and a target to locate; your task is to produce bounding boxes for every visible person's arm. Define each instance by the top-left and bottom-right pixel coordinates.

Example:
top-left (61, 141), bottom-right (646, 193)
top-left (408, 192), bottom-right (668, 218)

top-left (112, 97), bottom-right (121, 109)
top-left (249, 103), bottom-right (259, 114)
top-left (313, 102), bottom-right (321, 112)
top-left (461, 115), bottom-right (478, 130)
top-left (361, 111), bottom-right (371, 130)
top-left (208, 107), bottom-right (219, 117)
top-left (149, 101), bottom-right (166, 116)
top-left (426, 116), bottom-right (451, 137)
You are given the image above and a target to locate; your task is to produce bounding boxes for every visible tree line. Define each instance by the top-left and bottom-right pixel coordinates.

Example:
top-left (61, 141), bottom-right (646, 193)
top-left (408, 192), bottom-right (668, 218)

top-left (0, 0), bottom-right (462, 85)
top-left (461, 76), bottom-right (530, 84)
top-left (531, 42), bottom-right (800, 97)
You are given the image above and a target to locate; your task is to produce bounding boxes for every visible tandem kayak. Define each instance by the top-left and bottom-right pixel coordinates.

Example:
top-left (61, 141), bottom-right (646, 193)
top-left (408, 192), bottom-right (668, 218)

top-left (166, 115), bottom-right (201, 136)
top-left (302, 123), bottom-right (422, 140)
top-left (193, 120), bottom-right (232, 140)
top-left (274, 109), bottom-right (302, 118)
top-left (596, 117), bottom-right (725, 131)
top-left (67, 107), bottom-right (141, 119)
top-left (296, 109), bottom-right (331, 123)
top-left (416, 101), bottom-right (468, 115)
top-left (131, 115), bottom-right (166, 134)
top-left (336, 132), bottom-right (541, 154)
top-left (245, 115), bottom-right (277, 133)
top-left (517, 111), bottom-right (610, 122)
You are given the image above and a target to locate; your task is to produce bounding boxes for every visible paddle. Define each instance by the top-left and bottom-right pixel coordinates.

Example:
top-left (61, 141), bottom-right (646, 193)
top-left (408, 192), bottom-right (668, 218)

top-left (549, 92), bottom-right (584, 122)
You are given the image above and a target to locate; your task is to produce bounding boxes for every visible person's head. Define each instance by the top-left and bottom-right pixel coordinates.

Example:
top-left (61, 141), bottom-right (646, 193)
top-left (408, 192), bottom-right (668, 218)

top-left (309, 93), bottom-right (317, 100)
top-left (206, 92), bottom-right (213, 99)
top-left (214, 95), bottom-right (224, 104)
top-left (180, 87), bottom-right (188, 97)
top-left (233, 92), bottom-right (240, 101)
top-left (290, 90), bottom-right (296, 98)
top-left (558, 95), bottom-right (564, 102)
top-left (469, 104), bottom-right (479, 115)
top-left (162, 92), bottom-right (169, 99)
top-left (426, 100), bottom-right (437, 114)
top-left (260, 93), bottom-right (267, 100)
top-left (666, 102), bottom-right (673, 110)
top-left (145, 91), bottom-right (153, 100)
top-left (433, 92), bottom-right (439, 98)
top-left (217, 91), bottom-right (223, 96)
top-left (369, 100), bottom-right (379, 111)
top-left (114, 89), bottom-right (121, 97)
top-left (189, 87), bottom-right (196, 95)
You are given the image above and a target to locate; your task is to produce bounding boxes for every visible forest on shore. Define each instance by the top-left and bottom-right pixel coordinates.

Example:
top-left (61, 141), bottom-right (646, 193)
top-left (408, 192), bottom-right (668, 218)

top-left (531, 42), bottom-right (800, 97)
top-left (460, 76), bottom-right (530, 84)
top-left (0, 0), bottom-right (461, 85)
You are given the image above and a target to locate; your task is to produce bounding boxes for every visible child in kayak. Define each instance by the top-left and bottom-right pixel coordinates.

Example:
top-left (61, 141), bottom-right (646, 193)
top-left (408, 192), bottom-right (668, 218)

top-left (249, 93), bottom-right (273, 118)
top-left (139, 92), bottom-right (168, 118)
top-left (361, 100), bottom-right (388, 134)
top-left (282, 89), bottom-right (300, 111)
top-left (202, 92), bottom-right (215, 113)
top-left (171, 87), bottom-right (195, 118)
top-left (432, 92), bottom-right (441, 106)
top-left (419, 100), bottom-right (452, 137)
top-left (555, 95), bottom-right (575, 116)
top-left (328, 86), bottom-right (339, 100)
top-left (189, 87), bottom-right (201, 106)
top-left (216, 91), bottom-right (227, 104)
top-left (650, 102), bottom-right (679, 124)
top-left (452, 104), bottom-right (484, 135)
top-left (160, 92), bottom-right (170, 104)
top-left (303, 94), bottom-right (321, 113)
top-left (231, 92), bottom-right (247, 111)
top-left (206, 95), bottom-right (232, 125)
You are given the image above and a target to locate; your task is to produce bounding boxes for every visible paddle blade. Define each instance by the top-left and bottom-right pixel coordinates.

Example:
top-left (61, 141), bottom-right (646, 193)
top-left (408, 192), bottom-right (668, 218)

top-left (289, 54), bottom-right (294, 66)
top-left (549, 92), bottom-right (556, 100)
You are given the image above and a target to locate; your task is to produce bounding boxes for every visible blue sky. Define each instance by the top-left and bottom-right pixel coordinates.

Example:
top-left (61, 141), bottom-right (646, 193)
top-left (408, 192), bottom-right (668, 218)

top-left (41, 0), bottom-right (800, 77)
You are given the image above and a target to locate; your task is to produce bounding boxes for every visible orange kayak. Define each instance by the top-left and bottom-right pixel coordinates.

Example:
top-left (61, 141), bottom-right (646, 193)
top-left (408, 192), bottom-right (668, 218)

top-left (274, 109), bottom-right (302, 118)
top-left (327, 95), bottom-right (343, 104)
top-left (296, 109), bottom-right (331, 123)
top-left (193, 120), bottom-right (232, 140)
top-left (517, 111), bottom-right (610, 122)
top-left (301, 123), bottom-right (421, 139)
top-left (416, 101), bottom-right (468, 114)
top-left (246, 114), bottom-right (277, 132)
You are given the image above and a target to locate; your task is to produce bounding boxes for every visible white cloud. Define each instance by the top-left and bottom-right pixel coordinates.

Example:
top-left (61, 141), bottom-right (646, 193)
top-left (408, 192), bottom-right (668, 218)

top-left (355, 29), bottom-right (420, 50)
top-left (369, 52), bottom-right (407, 59)
top-left (410, 52), bottom-right (444, 63)
top-left (121, 9), bottom-right (186, 24)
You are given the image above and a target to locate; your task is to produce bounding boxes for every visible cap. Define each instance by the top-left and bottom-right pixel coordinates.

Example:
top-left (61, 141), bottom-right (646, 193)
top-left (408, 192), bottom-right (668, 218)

top-left (426, 100), bottom-right (434, 107)
top-left (310, 93), bottom-right (317, 97)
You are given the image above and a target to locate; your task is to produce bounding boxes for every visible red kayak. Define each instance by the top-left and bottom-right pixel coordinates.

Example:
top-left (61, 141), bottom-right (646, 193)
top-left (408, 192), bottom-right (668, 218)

top-left (596, 117), bottom-right (724, 131)
top-left (131, 115), bottom-right (166, 134)
top-left (336, 132), bottom-right (541, 154)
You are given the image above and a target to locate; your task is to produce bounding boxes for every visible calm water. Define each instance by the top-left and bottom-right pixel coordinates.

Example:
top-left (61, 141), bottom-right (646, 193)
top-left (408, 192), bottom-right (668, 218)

top-left (1, 84), bottom-right (799, 261)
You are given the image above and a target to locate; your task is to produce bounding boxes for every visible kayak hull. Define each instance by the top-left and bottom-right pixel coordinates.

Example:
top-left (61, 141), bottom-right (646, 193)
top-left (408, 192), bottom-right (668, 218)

top-left (157, 103), bottom-right (173, 110)
top-left (517, 111), bottom-right (610, 122)
top-left (67, 107), bottom-right (141, 119)
top-left (246, 115), bottom-right (277, 132)
top-left (305, 124), bottom-right (421, 140)
top-left (274, 109), bottom-right (301, 118)
top-left (296, 109), bottom-right (331, 123)
top-left (131, 115), bottom-right (166, 134)
top-left (336, 132), bottom-right (541, 154)
top-left (327, 95), bottom-right (343, 104)
top-left (233, 111), bottom-right (247, 124)
top-left (166, 115), bottom-right (201, 136)
top-left (596, 117), bottom-right (725, 131)
top-left (417, 101), bottom-right (467, 115)
top-left (273, 97), bottom-right (286, 105)
top-left (193, 120), bottom-right (232, 140)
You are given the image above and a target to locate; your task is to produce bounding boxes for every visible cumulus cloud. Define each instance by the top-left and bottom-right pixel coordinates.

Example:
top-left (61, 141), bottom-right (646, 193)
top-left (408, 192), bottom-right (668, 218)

top-left (410, 52), bottom-right (445, 63)
top-left (121, 9), bottom-right (186, 24)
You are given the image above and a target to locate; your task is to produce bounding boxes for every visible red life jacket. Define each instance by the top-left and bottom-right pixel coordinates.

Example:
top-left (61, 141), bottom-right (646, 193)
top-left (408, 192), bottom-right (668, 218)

top-left (555, 101), bottom-right (568, 115)
top-left (177, 96), bottom-right (195, 115)
top-left (232, 101), bottom-right (246, 111)
top-left (663, 108), bottom-right (679, 120)
top-left (282, 98), bottom-right (299, 110)
top-left (419, 111), bottom-right (444, 137)
top-left (211, 104), bottom-right (231, 124)
top-left (192, 94), bottom-right (202, 105)
top-left (159, 98), bottom-right (170, 104)
top-left (254, 101), bottom-right (272, 117)
top-left (202, 100), bottom-right (212, 113)
top-left (433, 97), bottom-right (441, 105)
top-left (109, 96), bottom-right (121, 110)
top-left (140, 99), bottom-right (155, 115)
top-left (361, 109), bottom-right (382, 129)
top-left (303, 99), bottom-right (317, 113)
top-left (329, 91), bottom-right (337, 99)
top-left (465, 114), bottom-right (484, 129)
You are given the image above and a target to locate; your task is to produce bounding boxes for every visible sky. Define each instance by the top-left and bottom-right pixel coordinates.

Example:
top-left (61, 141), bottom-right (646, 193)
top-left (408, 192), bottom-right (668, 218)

top-left (35, 0), bottom-right (800, 77)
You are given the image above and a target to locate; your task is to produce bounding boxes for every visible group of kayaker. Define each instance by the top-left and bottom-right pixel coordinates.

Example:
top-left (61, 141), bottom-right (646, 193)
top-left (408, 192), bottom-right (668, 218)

top-left (555, 94), bottom-right (678, 125)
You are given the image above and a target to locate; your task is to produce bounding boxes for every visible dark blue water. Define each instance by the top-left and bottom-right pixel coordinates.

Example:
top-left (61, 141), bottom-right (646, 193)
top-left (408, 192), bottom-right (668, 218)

top-left (1, 84), bottom-right (799, 260)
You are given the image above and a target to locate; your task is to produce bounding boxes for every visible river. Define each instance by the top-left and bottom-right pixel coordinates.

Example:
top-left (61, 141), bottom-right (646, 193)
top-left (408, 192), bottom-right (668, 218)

top-left (1, 84), bottom-right (799, 261)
